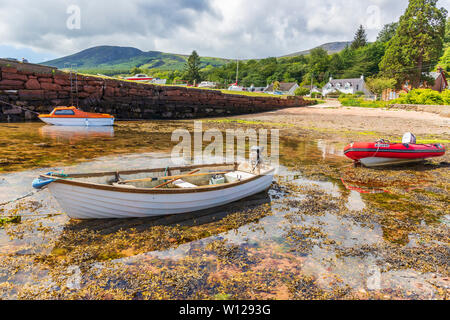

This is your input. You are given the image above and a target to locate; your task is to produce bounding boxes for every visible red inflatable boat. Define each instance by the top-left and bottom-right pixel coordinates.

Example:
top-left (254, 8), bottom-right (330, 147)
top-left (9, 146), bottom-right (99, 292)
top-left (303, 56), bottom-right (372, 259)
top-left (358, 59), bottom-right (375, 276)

top-left (344, 140), bottom-right (446, 167)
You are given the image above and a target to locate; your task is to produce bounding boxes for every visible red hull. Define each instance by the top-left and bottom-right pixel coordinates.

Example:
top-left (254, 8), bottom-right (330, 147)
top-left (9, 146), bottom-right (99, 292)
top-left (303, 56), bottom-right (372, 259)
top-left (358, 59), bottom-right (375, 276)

top-left (344, 142), bottom-right (446, 161)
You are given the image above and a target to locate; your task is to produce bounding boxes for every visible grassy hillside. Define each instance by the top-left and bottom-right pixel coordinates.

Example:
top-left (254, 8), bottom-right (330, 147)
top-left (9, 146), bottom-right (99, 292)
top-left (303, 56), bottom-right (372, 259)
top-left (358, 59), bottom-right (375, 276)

top-left (281, 41), bottom-right (353, 57)
top-left (40, 42), bottom-right (352, 76)
top-left (41, 46), bottom-right (231, 75)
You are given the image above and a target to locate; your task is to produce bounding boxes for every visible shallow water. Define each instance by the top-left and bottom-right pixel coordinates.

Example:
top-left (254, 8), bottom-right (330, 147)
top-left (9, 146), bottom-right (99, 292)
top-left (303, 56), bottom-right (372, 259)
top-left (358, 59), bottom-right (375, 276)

top-left (0, 122), bottom-right (448, 300)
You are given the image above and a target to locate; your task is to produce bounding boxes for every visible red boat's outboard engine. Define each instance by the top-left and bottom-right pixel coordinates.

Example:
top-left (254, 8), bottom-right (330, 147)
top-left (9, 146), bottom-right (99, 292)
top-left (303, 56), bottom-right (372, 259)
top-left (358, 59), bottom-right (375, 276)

top-left (402, 132), bottom-right (416, 146)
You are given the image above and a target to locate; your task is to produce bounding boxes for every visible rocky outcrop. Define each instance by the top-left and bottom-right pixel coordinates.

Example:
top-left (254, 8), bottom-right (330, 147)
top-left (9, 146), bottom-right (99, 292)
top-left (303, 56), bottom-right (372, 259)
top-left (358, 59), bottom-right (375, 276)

top-left (0, 60), bottom-right (314, 122)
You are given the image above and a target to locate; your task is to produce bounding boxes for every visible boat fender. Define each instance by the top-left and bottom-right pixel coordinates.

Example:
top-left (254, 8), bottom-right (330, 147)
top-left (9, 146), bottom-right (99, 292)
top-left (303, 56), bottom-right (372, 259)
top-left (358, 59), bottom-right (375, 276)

top-left (32, 172), bottom-right (55, 189)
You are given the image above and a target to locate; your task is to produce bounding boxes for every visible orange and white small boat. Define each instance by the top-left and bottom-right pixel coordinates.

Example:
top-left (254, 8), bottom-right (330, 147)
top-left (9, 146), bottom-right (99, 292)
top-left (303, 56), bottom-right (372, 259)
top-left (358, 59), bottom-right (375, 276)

top-left (38, 106), bottom-right (115, 126)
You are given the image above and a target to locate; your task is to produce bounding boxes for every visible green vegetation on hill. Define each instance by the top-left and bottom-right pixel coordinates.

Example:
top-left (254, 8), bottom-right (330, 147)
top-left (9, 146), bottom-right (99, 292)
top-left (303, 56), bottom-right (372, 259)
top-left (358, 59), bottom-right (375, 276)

top-left (41, 46), bottom-right (230, 76)
top-left (199, 40), bottom-right (386, 88)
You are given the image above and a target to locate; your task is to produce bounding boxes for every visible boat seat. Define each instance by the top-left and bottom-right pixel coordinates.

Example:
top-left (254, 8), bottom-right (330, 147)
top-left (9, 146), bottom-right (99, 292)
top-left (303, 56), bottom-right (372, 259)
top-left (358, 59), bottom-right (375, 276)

top-left (173, 180), bottom-right (197, 188)
top-left (225, 171), bottom-right (255, 183)
top-left (112, 183), bottom-right (137, 189)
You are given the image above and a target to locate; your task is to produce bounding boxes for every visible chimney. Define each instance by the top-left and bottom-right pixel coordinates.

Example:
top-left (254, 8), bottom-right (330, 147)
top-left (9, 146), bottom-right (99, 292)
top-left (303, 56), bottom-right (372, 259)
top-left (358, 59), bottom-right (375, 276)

top-left (329, 76), bottom-right (333, 82)
top-left (361, 75), bottom-right (364, 80)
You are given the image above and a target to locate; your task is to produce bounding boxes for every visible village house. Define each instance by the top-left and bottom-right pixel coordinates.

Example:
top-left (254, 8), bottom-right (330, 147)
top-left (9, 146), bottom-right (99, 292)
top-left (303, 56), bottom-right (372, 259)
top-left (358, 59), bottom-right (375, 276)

top-left (265, 82), bottom-right (299, 95)
top-left (322, 75), bottom-right (371, 96)
top-left (302, 85), bottom-right (322, 96)
top-left (382, 67), bottom-right (448, 101)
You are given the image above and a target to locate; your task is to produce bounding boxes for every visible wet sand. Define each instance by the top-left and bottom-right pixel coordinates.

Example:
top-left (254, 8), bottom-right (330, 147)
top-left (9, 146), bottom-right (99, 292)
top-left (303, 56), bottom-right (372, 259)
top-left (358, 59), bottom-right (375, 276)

top-left (238, 101), bottom-right (450, 137)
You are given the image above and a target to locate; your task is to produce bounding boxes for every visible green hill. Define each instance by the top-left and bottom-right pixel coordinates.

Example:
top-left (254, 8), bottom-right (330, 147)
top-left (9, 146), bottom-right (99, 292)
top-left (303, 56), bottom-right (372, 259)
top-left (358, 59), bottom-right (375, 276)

top-left (40, 46), bottom-right (231, 75)
top-left (40, 42), bottom-right (353, 76)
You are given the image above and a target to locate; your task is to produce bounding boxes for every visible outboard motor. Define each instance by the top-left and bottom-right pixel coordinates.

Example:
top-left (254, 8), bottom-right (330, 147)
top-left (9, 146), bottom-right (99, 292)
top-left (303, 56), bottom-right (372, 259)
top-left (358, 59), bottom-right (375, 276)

top-left (250, 146), bottom-right (265, 172)
top-left (402, 132), bottom-right (416, 145)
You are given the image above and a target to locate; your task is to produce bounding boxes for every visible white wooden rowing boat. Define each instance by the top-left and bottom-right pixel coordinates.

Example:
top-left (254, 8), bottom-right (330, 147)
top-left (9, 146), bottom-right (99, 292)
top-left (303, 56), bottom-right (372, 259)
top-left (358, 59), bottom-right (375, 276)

top-left (34, 160), bottom-right (275, 219)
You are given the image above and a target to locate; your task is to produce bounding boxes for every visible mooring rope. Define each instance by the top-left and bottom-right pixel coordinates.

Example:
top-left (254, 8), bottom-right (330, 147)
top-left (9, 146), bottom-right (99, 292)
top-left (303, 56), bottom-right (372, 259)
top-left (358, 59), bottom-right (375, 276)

top-left (0, 189), bottom-right (42, 207)
top-left (0, 99), bottom-right (40, 115)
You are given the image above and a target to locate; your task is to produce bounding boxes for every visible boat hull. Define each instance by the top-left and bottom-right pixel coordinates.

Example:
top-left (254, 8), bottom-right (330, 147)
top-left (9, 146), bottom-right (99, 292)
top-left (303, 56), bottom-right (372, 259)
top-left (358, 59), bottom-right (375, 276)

top-left (47, 170), bottom-right (274, 219)
top-left (39, 117), bottom-right (114, 126)
top-left (360, 157), bottom-right (425, 167)
top-left (344, 142), bottom-right (445, 167)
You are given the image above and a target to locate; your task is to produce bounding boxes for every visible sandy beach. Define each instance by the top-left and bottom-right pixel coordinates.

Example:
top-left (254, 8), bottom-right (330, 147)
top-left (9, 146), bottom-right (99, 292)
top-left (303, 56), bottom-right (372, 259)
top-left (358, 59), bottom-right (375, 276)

top-left (239, 100), bottom-right (450, 137)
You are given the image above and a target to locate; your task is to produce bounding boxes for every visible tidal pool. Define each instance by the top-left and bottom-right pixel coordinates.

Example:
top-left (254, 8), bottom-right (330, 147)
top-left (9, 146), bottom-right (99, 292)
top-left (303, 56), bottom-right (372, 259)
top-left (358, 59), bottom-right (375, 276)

top-left (0, 122), bottom-right (448, 300)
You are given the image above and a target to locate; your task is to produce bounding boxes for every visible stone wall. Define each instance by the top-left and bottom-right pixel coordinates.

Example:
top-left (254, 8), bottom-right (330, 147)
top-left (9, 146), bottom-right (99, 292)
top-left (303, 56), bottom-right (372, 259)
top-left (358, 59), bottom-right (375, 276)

top-left (0, 60), bottom-right (313, 122)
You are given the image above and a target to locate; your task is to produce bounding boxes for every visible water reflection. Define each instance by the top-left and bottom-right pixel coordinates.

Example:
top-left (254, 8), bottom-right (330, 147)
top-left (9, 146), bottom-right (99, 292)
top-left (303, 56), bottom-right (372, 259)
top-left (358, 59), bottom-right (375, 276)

top-left (39, 125), bottom-right (114, 143)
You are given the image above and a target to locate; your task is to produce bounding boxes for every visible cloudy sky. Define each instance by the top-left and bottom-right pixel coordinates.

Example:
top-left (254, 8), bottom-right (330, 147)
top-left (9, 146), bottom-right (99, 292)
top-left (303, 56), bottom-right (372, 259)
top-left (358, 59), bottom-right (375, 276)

top-left (0, 0), bottom-right (448, 62)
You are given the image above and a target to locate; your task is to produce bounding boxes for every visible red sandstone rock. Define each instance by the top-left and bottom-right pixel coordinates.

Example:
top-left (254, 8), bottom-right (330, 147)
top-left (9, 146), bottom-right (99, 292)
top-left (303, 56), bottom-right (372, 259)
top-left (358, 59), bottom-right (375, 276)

top-left (1, 67), bottom-right (18, 73)
top-left (0, 79), bottom-right (24, 89)
top-left (83, 85), bottom-right (99, 93)
top-left (38, 77), bottom-right (53, 83)
top-left (2, 72), bottom-right (28, 81)
top-left (25, 79), bottom-right (41, 90)
top-left (104, 87), bottom-right (115, 96)
top-left (40, 82), bottom-right (62, 91)
top-left (19, 89), bottom-right (44, 99)
top-left (87, 80), bottom-right (104, 86)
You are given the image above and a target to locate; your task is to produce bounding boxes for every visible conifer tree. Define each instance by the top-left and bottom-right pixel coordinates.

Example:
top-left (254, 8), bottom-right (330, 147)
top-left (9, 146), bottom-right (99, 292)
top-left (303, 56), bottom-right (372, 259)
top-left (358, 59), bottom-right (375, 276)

top-left (351, 25), bottom-right (368, 50)
top-left (185, 50), bottom-right (202, 84)
top-left (379, 0), bottom-right (447, 88)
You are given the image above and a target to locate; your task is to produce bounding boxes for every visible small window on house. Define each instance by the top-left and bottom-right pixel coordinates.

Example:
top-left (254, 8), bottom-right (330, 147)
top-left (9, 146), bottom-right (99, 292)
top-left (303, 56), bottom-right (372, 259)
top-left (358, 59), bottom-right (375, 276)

top-left (53, 110), bottom-right (75, 116)
top-left (356, 85), bottom-right (359, 90)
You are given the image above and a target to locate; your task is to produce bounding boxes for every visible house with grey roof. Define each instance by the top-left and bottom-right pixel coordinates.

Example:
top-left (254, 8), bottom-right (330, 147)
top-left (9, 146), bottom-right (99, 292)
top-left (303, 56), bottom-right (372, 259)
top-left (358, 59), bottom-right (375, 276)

top-left (322, 75), bottom-right (371, 96)
top-left (265, 82), bottom-right (299, 95)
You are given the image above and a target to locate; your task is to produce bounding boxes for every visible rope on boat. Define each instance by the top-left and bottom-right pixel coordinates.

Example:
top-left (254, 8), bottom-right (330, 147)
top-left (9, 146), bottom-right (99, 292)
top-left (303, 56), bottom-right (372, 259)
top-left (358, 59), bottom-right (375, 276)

top-left (0, 99), bottom-right (40, 115)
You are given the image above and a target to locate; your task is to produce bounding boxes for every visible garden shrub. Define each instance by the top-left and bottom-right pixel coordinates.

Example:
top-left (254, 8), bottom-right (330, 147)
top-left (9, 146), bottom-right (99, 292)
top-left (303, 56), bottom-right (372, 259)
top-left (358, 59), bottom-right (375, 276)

top-left (391, 89), bottom-right (448, 105)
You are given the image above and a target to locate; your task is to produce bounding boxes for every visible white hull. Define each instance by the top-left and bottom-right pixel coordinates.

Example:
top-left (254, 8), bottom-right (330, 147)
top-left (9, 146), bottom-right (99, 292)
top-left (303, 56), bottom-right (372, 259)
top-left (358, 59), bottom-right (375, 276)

top-left (39, 117), bottom-right (114, 126)
top-left (360, 157), bottom-right (425, 167)
top-left (47, 171), bottom-right (274, 219)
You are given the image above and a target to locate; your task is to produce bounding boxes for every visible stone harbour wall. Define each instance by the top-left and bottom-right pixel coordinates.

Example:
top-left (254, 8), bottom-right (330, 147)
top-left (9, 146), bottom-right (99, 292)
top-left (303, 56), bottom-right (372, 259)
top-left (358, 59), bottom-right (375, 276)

top-left (0, 60), bottom-right (314, 122)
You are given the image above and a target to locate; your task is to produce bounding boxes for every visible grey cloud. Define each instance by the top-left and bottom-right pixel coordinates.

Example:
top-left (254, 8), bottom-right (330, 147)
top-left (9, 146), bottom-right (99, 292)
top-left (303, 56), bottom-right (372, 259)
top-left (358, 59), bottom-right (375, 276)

top-left (0, 0), bottom-right (448, 59)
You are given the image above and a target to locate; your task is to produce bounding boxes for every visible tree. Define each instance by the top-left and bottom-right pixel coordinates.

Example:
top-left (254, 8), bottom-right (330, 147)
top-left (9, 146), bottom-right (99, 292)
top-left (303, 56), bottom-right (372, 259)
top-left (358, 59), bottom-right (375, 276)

top-left (445, 17), bottom-right (450, 48)
top-left (436, 47), bottom-right (450, 71)
top-left (184, 50), bottom-right (202, 84)
top-left (376, 22), bottom-right (399, 43)
top-left (365, 77), bottom-right (397, 98)
top-left (306, 48), bottom-right (330, 84)
top-left (130, 66), bottom-right (144, 75)
top-left (379, 0), bottom-right (447, 88)
top-left (351, 25), bottom-right (368, 50)
top-left (273, 81), bottom-right (280, 91)
top-left (294, 87), bottom-right (310, 96)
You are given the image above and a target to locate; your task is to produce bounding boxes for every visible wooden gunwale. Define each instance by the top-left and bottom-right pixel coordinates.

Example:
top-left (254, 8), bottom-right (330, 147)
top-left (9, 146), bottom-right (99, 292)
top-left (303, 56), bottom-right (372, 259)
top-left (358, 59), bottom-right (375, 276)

top-left (41, 163), bottom-right (275, 194)
top-left (45, 163), bottom-right (237, 179)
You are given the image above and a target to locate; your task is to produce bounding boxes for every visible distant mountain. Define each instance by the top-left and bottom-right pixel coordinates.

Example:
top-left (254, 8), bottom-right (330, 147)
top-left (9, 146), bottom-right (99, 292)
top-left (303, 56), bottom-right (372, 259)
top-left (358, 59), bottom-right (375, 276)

top-left (40, 42), bottom-right (353, 75)
top-left (40, 46), bottom-right (231, 75)
top-left (281, 41), bottom-right (353, 57)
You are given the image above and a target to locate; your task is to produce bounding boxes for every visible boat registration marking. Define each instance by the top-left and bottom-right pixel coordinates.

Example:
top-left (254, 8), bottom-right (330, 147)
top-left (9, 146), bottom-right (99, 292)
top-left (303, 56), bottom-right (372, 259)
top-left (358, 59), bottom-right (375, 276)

top-left (374, 143), bottom-right (390, 148)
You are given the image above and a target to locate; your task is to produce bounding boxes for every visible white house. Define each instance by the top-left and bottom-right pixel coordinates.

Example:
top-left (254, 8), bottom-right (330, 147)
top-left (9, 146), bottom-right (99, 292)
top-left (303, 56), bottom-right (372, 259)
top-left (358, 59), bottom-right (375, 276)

top-left (198, 81), bottom-right (217, 88)
top-left (322, 75), bottom-right (371, 96)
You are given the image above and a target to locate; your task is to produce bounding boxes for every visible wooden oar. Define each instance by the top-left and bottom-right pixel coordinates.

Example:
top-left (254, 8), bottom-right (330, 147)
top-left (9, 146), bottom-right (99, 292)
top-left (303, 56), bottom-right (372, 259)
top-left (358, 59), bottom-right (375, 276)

top-left (122, 171), bottom-right (230, 184)
top-left (153, 169), bottom-right (200, 189)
